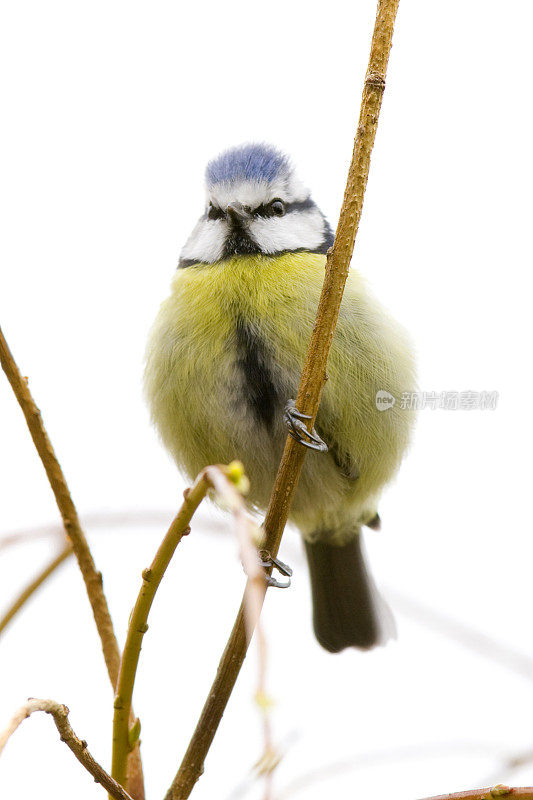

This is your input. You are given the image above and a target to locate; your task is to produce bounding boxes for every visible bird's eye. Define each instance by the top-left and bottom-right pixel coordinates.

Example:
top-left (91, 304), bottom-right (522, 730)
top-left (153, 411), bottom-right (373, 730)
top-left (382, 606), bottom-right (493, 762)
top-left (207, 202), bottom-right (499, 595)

top-left (269, 200), bottom-right (286, 217)
top-left (207, 203), bottom-right (224, 221)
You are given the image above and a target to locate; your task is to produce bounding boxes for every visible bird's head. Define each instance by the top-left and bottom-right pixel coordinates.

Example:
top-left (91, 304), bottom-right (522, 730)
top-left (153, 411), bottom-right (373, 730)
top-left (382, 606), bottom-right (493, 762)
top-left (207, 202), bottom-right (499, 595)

top-left (179, 143), bottom-right (334, 267)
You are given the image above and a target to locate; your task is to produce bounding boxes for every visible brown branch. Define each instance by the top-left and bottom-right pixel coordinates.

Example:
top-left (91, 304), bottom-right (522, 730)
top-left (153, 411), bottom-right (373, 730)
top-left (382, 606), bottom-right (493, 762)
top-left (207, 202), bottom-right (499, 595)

top-left (111, 474), bottom-right (209, 790)
top-left (419, 788), bottom-right (533, 800)
top-left (0, 327), bottom-right (145, 799)
top-left (165, 2), bottom-right (401, 798)
top-left (0, 698), bottom-right (134, 800)
top-left (0, 511), bottom-right (180, 635)
top-left (0, 543), bottom-right (73, 637)
top-left (111, 464), bottom-right (278, 797)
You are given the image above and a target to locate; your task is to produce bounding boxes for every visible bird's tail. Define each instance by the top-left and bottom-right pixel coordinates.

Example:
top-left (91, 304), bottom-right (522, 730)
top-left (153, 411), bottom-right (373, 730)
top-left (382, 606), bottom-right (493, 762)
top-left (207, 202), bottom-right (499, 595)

top-left (304, 533), bottom-right (395, 653)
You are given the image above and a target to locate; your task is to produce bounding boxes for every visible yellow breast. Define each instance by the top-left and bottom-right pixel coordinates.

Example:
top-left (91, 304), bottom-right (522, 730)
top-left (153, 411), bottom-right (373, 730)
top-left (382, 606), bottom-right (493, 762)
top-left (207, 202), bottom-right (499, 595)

top-left (144, 252), bottom-right (416, 535)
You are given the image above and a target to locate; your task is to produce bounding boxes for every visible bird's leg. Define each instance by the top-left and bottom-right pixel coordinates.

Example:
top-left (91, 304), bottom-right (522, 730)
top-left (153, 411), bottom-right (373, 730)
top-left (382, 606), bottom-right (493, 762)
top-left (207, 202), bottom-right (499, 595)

top-left (259, 549), bottom-right (292, 589)
top-left (283, 399), bottom-right (328, 452)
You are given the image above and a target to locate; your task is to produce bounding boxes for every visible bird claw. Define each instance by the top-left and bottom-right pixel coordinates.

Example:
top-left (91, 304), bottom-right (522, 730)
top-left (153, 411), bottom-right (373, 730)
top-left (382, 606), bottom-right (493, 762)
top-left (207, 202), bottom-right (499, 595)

top-left (283, 399), bottom-right (328, 452)
top-left (259, 550), bottom-right (292, 589)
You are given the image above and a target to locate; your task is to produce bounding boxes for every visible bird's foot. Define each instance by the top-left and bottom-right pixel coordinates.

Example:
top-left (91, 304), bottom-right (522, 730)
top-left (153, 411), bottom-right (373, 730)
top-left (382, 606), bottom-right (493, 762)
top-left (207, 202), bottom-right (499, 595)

top-left (259, 549), bottom-right (293, 589)
top-left (283, 399), bottom-right (328, 452)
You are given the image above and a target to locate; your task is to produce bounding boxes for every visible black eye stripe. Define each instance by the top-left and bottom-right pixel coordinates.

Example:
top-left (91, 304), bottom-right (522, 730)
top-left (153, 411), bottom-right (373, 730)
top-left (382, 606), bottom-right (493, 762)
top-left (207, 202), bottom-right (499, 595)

top-left (207, 204), bottom-right (226, 221)
top-left (205, 197), bottom-right (316, 221)
top-left (283, 198), bottom-right (315, 213)
top-left (252, 198), bottom-right (317, 219)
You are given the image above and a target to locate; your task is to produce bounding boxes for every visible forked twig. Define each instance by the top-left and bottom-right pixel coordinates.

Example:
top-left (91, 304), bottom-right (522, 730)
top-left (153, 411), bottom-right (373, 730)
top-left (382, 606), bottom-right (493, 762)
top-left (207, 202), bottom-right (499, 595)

top-left (0, 327), bottom-right (144, 799)
top-left (0, 698), bottom-right (134, 800)
top-left (165, 2), bottom-right (402, 797)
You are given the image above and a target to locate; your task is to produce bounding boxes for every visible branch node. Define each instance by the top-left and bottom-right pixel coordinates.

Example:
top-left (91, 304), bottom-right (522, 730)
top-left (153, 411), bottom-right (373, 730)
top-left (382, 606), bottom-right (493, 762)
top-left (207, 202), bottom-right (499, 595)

top-left (128, 718), bottom-right (142, 750)
top-left (365, 70), bottom-right (386, 89)
top-left (111, 472), bottom-right (210, 790)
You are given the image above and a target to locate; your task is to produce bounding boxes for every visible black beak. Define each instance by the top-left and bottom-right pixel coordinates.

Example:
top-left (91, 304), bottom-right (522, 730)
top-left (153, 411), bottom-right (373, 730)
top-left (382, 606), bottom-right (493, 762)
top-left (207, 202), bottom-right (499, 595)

top-left (226, 202), bottom-right (251, 226)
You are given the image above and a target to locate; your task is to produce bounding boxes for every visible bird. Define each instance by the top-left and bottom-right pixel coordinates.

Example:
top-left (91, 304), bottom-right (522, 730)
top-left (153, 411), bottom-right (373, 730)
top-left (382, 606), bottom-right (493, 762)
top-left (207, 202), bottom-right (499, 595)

top-left (144, 142), bottom-right (416, 653)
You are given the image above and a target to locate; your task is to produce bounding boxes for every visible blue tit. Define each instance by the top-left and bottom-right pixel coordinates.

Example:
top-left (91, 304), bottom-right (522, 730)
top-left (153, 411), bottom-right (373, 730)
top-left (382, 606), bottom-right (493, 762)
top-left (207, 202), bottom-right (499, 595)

top-left (144, 143), bottom-right (416, 653)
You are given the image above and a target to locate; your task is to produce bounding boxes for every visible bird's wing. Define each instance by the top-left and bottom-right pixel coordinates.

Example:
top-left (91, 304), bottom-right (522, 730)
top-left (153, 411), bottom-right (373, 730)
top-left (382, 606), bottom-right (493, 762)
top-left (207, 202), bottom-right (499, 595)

top-left (315, 415), bottom-right (360, 481)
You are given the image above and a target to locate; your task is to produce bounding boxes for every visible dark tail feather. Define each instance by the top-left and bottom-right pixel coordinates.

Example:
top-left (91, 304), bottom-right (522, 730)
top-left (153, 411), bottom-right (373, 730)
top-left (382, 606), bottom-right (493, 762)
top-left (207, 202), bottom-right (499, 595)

top-left (304, 535), bottom-right (395, 653)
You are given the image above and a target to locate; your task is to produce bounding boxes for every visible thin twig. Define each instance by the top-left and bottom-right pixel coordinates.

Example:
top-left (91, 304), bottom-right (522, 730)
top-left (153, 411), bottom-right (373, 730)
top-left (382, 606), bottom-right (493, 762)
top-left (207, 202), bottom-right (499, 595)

top-left (207, 466), bottom-right (279, 799)
top-left (0, 510), bottom-right (178, 553)
top-left (165, 2), bottom-right (401, 797)
top-left (110, 476), bottom-right (207, 790)
top-left (390, 590), bottom-right (533, 682)
top-left (274, 743), bottom-right (510, 800)
top-left (111, 463), bottom-right (275, 796)
top-left (0, 698), bottom-right (134, 800)
top-left (0, 327), bottom-right (145, 799)
top-left (419, 788), bottom-right (533, 800)
top-left (0, 543), bottom-right (73, 637)
top-left (0, 508), bottom-right (224, 643)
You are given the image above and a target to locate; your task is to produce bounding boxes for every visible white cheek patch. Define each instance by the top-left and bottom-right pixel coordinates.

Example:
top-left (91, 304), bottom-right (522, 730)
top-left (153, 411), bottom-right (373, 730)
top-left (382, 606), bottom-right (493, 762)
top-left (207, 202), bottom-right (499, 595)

top-left (179, 207), bottom-right (327, 264)
top-left (250, 209), bottom-right (326, 254)
top-left (180, 218), bottom-right (227, 263)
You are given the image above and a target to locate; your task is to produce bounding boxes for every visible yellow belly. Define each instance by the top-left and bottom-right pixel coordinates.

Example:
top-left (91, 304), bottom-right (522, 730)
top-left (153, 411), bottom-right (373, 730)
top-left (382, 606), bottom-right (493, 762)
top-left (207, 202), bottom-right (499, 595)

top-left (144, 252), bottom-right (415, 538)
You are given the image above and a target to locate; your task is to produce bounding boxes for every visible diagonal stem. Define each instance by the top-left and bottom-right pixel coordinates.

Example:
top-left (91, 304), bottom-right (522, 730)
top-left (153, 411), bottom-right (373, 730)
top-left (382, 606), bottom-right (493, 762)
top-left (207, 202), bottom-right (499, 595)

top-left (110, 475), bottom-right (209, 791)
top-left (111, 463), bottom-right (257, 797)
top-left (0, 543), bottom-right (73, 638)
top-left (0, 327), bottom-right (145, 799)
top-left (0, 698), bottom-right (134, 800)
top-left (165, 1), bottom-right (401, 797)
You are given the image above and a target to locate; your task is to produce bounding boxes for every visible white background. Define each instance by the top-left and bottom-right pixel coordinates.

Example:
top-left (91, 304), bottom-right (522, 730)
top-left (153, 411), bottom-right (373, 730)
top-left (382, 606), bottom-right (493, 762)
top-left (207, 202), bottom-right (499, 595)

top-left (1, 2), bottom-right (532, 799)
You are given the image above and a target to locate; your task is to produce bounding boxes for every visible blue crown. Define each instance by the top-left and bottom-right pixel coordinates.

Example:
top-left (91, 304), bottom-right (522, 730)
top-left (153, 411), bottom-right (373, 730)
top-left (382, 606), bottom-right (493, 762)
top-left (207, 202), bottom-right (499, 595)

top-left (206, 143), bottom-right (290, 187)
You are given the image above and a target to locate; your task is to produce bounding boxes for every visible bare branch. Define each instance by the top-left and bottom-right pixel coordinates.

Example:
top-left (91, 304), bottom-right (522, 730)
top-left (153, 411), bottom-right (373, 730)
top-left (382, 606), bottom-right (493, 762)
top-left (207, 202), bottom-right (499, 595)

top-left (0, 698), bottom-right (134, 800)
top-left (0, 327), bottom-right (144, 799)
top-left (0, 328), bottom-right (120, 682)
top-left (111, 463), bottom-right (277, 796)
top-left (165, 2), bottom-right (402, 797)
top-left (419, 787), bottom-right (533, 800)
top-left (0, 543), bottom-right (73, 638)
top-left (110, 475), bottom-right (207, 790)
